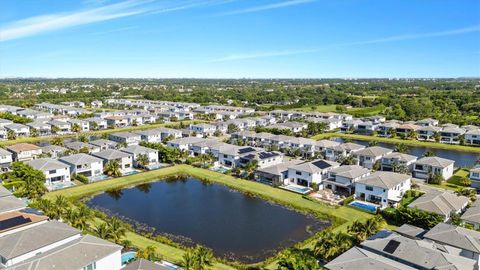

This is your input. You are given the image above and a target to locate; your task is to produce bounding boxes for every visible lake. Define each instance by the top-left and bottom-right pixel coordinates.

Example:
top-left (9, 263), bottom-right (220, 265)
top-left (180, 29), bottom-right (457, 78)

top-left (334, 138), bottom-right (479, 168)
top-left (87, 178), bottom-right (328, 263)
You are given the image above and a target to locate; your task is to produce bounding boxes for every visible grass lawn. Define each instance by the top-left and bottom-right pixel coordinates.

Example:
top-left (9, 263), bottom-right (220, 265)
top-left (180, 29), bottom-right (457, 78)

top-left (311, 133), bottom-right (480, 153)
top-left (294, 104), bottom-right (339, 112)
top-left (0, 120), bottom-right (203, 147)
top-left (425, 169), bottom-right (470, 191)
top-left (46, 165), bottom-right (372, 268)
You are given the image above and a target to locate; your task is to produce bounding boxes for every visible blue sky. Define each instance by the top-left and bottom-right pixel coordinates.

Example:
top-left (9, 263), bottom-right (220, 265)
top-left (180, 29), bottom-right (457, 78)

top-left (0, 0), bottom-right (479, 78)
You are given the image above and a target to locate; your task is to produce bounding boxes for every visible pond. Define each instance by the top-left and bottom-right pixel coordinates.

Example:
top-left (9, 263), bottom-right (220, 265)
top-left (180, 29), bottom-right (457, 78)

top-left (334, 138), bottom-right (479, 168)
top-left (87, 178), bottom-right (328, 263)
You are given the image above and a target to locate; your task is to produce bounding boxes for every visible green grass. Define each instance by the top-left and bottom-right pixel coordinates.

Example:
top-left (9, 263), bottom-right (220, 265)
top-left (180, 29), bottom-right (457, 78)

top-left (0, 120), bottom-right (203, 147)
top-left (425, 169), bottom-right (470, 191)
top-left (46, 165), bottom-right (372, 268)
top-left (294, 104), bottom-right (340, 112)
top-left (311, 133), bottom-right (480, 153)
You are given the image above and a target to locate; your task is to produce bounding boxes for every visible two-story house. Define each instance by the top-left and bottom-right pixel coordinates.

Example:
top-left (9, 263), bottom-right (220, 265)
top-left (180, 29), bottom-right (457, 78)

top-left (325, 142), bottom-right (366, 161)
top-left (323, 165), bottom-right (371, 194)
top-left (59, 153), bottom-right (104, 179)
top-left (413, 156), bottom-right (455, 180)
top-left (92, 149), bottom-right (133, 174)
top-left (465, 129), bottom-right (480, 146)
top-left (27, 158), bottom-right (71, 186)
top-left (380, 152), bottom-right (418, 172)
top-left (0, 148), bottom-right (13, 172)
top-left (7, 143), bottom-right (42, 162)
top-left (353, 146), bottom-right (393, 169)
top-left (287, 159), bottom-right (340, 188)
top-left (120, 145), bottom-right (159, 168)
top-left (5, 123), bottom-right (30, 137)
top-left (470, 166), bottom-right (480, 189)
top-left (108, 132), bottom-right (142, 146)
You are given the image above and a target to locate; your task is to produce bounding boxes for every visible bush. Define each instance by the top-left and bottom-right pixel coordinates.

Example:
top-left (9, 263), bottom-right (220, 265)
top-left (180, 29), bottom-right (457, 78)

top-left (429, 174), bottom-right (444, 185)
top-left (342, 195), bottom-right (354, 206)
top-left (74, 174), bottom-right (90, 184)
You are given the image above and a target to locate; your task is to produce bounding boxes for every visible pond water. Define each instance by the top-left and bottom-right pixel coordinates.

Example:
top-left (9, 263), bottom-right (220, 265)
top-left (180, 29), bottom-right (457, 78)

top-left (87, 178), bottom-right (328, 263)
top-left (334, 138), bottom-right (479, 168)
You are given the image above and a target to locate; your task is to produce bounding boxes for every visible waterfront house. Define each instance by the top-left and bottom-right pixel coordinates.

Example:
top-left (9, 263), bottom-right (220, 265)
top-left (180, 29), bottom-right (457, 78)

top-left (0, 118), bottom-right (13, 128)
top-left (323, 165), bottom-right (371, 194)
top-left (465, 129), bottom-right (480, 146)
top-left (354, 171), bottom-right (411, 209)
top-left (287, 159), bottom-right (340, 188)
top-left (356, 121), bottom-right (378, 135)
top-left (380, 152), bottom-right (418, 172)
top-left (409, 191), bottom-right (469, 221)
top-left (377, 121), bottom-right (400, 137)
top-left (286, 137), bottom-right (316, 156)
top-left (470, 166), bottom-right (480, 189)
top-left (254, 159), bottom-right (303, 186)
top-left (190, 139), bottom-right (222, 156)
top-left (315, 139), bottom-right (340, 153)
top-left (395, 123), bottom-right (420, 138)
top-left (92, 149), bottom-right (133, 174)
top-left (353, 146), bottom-right (393, 169)
top-left (7, 143), bottom-right (42, 162)
top-left (167, 137), bottom-right (204, 152)
top-left (413, 156), bottom-right (454, 180)
top-left (120, 145), bottom-right (159, 168)
top-left (239, 150), bottom-right (284, 169)
top-left (108, 132), bottom-right (142, 146)
top-left (439, 127), bottom-right (466, 144)
top-left (67, 119), bottom-right (90, 132)
top-left (26, 121), bottom-right (52, 136)
top-left (157, 127), bottom-right (182, 140)
top-left (133, 129), bottom-right (162, 143)
top-left (5, 123), bottom-right (30, 137)
top-left (417, 126), bottom-right (442, 141)
top-left (105, 116), bottom-right (129, 128)
top-left (325, 142), bottom-right (365, 161)
top-left (59, 153), bottom-right (103, 179)
top-left (85, 117), bottom-right (108, 130)
top-left (189, 123), bottom-right (217, 136)
top-left (340, 119), bottom-right (363, 133)
top-left (267, 121), bottom-right (307, 133)
top-left (27, 158), bottom-right (71, 186)
top-left (47, 120), bottom-right (71, 134)
top-left (123, 259), bottom-right (171, 270)
top-left (415, 118), bottom-right (439, 127)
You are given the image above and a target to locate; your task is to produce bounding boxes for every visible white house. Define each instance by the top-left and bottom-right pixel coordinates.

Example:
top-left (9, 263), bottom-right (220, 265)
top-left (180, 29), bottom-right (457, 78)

top-left (465, 129), bottom-right (480, 146)
top-left (354, 171), bottom-right (411, 209)
top-left (68, 119), bottom-right (90, 132)
top-left (409, 191), bottom-right (469, 221)
top-left (64, 141), bottom-right (101, 154)
top-left (287, 159), bottom-right (340, 188)
top-left (47, 120), bottom-right (71, 134)
top-left (5, 123), bottom-right (30, 137)
top-left (353, 146), bottom-right (393, 169)
top-left (120, 145), bottom-right (159, 168)
top-left (0, 148), bottom-right (13, 172)
top-left (325, 142), bottom-right (365, 161)
top-left (323, 165), bottom-right (371, 194)
top-left (470, 166), bottom-right (480, 189)
top-left (7, 143), bottom-right (42, 162)
top-left (59, 153), bottom-right (104, 179)
top-left (189, 123), bottom-right (217, 136)
top-left (167, 137), bottom-right (204, 152)
top-left (415, 118), bottom-right (439, 127)
top-left (89, 139), bottom-right (118, 150)
top-left (413, 156), bottom-right (455, 180)
top-left (105, 116), bottom-right (129, 128)
top-left (134, 129), bottom-right (162, 143)
top-left (380, 152), bottom-right (417, 172)
top-left (108, 132), bottom-right (142, 146)
top-left (439, 127), bottom-right (466, 144)
top-left (27, 158), bottom-right (71, 186)
top-left (417, 126), bottom-right (442, 141)
top-left (92, 149), bottom-right (133, 174)
top-left (85, 117), bottom-right (108, 130)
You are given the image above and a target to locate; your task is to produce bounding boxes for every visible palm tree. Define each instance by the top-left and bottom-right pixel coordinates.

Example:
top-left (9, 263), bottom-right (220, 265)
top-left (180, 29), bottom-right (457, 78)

top-left (94, 222), bottom-right (114, 240)
top-left (30, 128), bottom-right (39, 137)
top-left (336, 155), bottom-right (357, 165)
top-left (387, 127), bottom-right (397, 138)
top-left (72, 123), bottom-right (81, 133)
top-left (181, 249), bottom-right (195, 270)
top-left (137, 245), bottom-right (157, 261)
top-left (7, 130), bottom-right (16, 140)
top-left (192, 245), bottom-right (214, 270)
top-left (347, 216), bottom-right (385, 243)
top-left (313, 231), bottom-right (352, 262)
top-left (104, 160), bottom-right (121, 177)
top-left (407, 129), bottom-right (417, 140)
top-left (91, 121), bottom-right (99, 130)
top-left (368, 140), bottom-right (378, 147)
top-left (136, 153), bottom-right (149, 168)
top-left (423, 150), bottom-right (435, 157)
top-left (277, 248), bottom-right (320, 270)
top-left (394, 143), bottom-right (408, 153)
top-left (51, 137), bottom-right (65, 146)
top-left (51, 125), bottom-right (60, 135)
top-left (109, 216), bottom-right (126, 244)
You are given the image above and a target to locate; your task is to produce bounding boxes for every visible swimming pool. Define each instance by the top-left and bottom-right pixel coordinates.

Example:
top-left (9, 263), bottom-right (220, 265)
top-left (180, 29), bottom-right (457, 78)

top-left (48, 181), bottom-right (75, 191)
top-left (92, 174), bottom-right (109, 181)
top-left (349, 200), bottom-right (378, 212)
top-left (122, 169), bottom-right (142, 176)
top-left (280, 185), bottom-right (311, 195)
top-left (121, 251), bottom-right (136, 265)
top-left (159, 261), bottom-right (180, 270)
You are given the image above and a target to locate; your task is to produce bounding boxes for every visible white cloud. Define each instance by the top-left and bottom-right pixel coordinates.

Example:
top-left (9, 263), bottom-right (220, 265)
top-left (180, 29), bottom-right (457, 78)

top-left (211, 25), bottom-right (480, 62)
top-left (218, 0), bottom-right (314, 16)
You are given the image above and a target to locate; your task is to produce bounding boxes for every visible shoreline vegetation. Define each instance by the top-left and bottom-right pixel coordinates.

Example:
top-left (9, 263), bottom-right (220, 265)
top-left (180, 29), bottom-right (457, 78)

top-left (311, 132), bottom-right (480, 154)
top-left (45, 165), bottom-right (372, 269)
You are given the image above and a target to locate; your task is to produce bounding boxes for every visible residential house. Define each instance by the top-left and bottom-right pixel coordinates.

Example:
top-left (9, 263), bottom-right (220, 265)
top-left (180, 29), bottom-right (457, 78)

top-left (0, 127), bottom-right (6, 140)
top-left (325, 142), bottom-right (365, 161)
top-left (123, 259), bottom-right (171, 270)
top-left (376, 121), bottom-right (401, 137)
top-left (91, 100), bottom-right (103, 108)
top-left (126, 115), bottom-right (144, 126)
top-left (7, 143), bottom-right (42, 162)
top-left (424, 222), bottom-right (480, 263)
top-left (439, 127), bottom-right (466, 144)
top-left (85, 117), bottom-right (108, 130)
top-left (353, 146), bottom-right (393, 169)
top-left (396, 123), bottom-right (420, 138)
top-left (47, 120), bottom-right (71, 134)
top-left (26, 158), bottom-right (71, 186)
top-left (0, 185), bottom-right (27, 214)
top-left (471, 166), bottom-right (480, 189)
top-left (40, 145), bottom-right (68, 158)
top-left (415, 118), bottom-right (439, 127)
top-left (134, 129), bottom-right (162, 143)
top-left (413, 156), bottom-right (455, 180)
top-left (0, 148), bottom-right (13, 172)
top-left (417, 126), bottom-right (442, 141)
top-left (356, 121), bottom-right (378, 135)
top-left (105, 116), bottom-right (129, 128)
top-left (59, 153), bottom-right (104, 179)
top-left (68, 119), bottom-right (90, 132)
top-left (167, 137), bottom-right (204, 152)
top-left (65, 141), bottom-right (101, 153)
top-left (90, 139), bottom-right (118, 150)
top-left (189, 123), bottom-right (217, 136)
top-left (323, 165), bottom-right (371, 194)
top-left (465, 129), bottom-right (480, 146)
top-left (354, 171), bottom-right (411, 208)
top-left (0, 119), bottom-right (13, 128)
top-left (287, 159), bottom-right (340, 188)
top-left (157, 127), bottom-right (182, 140)
top-left (254, 159), bottom-right (303, 186)
top-left (190, 139), bottom-right (222, 156)
top-left (267, 121), bottom-right (307, 133)
top-left (340, 119), bottom-right (363, 133)
top-left (108, 132), bottom-right (142, 146)
top-left (120, 145), bottom-right (159, 168)
top-left (408, 191), bottom-right (469, 221)
top-left (5, 123), bottom-right (30, 137)
top-left (239, 150), bottom-right (284, 169)
top-left (26, 121), bottom-right (51, 136)
top-left (315, 140), bottom-right (340, 153)
top-left (92, 149), bottom-right (133, 174)
top-left (380, 152), bottom-right (418, 172)
top-left (461, 205), bottom-right (480, 229)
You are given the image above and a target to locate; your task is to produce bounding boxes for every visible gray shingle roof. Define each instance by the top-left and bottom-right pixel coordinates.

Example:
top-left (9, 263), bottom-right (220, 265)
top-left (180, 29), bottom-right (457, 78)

top-left (26, 158), bottom-right (68, 171)
top-left (0, 221), bottom-right (80, 260)
top-left (461, 206), bottom-right (480, 224)
top-left (123, 259), bottom-right (171, 270)
top-left (59, 153), bottom-right (103, 165)
top-left (354, 146), bottom-right (393, 157)
top-left (416, 156), bottom-right (454, 168)
top-left (289, 159), bottom-right (339, 174)
top-left (92, 149), bottom-right (131, 160)
top-left (424, 223), bottom-right (480, 253)
top-left (0, 196), bottom-right (26, 213)
top-left (121, 145), bottom-right (158, 155)
top-left (330, 165), bottom-right (371, 179)
top-left (356, 171), bottom-right (410, 189)
top-left (408, 191), bottom-right (469, 217)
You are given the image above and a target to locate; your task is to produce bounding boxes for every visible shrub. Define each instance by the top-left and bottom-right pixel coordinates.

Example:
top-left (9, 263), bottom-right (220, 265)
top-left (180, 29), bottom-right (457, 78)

top-left (74, 174), bottom-right (90, 184)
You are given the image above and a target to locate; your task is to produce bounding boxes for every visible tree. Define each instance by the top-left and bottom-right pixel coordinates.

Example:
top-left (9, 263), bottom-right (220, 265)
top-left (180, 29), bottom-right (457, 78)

top-left (313, 231), bottom-right (352, 262)
top-left (348, 216), bottom-right (385, 243)
top-left (459, 177), bottom-right (472, 187)
top-left (136, 153), bottom-right (150, 168)
top-left (51, 137), bottom-right (65, 146)
top-left (51, 125), bottom-right (60, 134)
top-left (423, 150), bottom-right (435, 157)
top-left (227, 123), bottom-right (239, 134)
top-left (277, 248), bottom-right (320, 270)
top-left (181, 249), bottom-right (196, 270)
top-left (407, 129), bottom-right (417, 140)
top-left (30, 128), bottom-right (39, 137)
top-left (2, 162), bottom-right (47, 199)
top-left (7, 130), bottom-right (16, 140)
top-left (91, 121), bottom-right (99, 130)
top-left (78, 135), bottom-right (89, 143)
top-left (336, 155), bottom-right (357, 165)
top-left (388, 127), bottom-right (397, 138)
top-left (104, 160), bottom-right (121, 177)
top-left (72, 123), bottom-right (81, 133)
top-left (182, 245), bottom-right (214, 270)
top-left (94, 222), bottom-right (114, 240)
top-left (394, 143), bottom-right (408, 153)
top-left (109, 216), bottom-right (127, 244)
top-left (368, 140), bottom-right (378, 147)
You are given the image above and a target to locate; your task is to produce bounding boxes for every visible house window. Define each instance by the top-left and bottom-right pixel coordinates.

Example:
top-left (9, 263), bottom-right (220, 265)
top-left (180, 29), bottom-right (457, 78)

top-left (48, 169), bottom-right (56, 174)
top-left (83, 262), bottom-right (96, 270)
top-left (366, 186), bottom-right (373, 191)
top-left (296, 171), bottom-right (302, 176)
